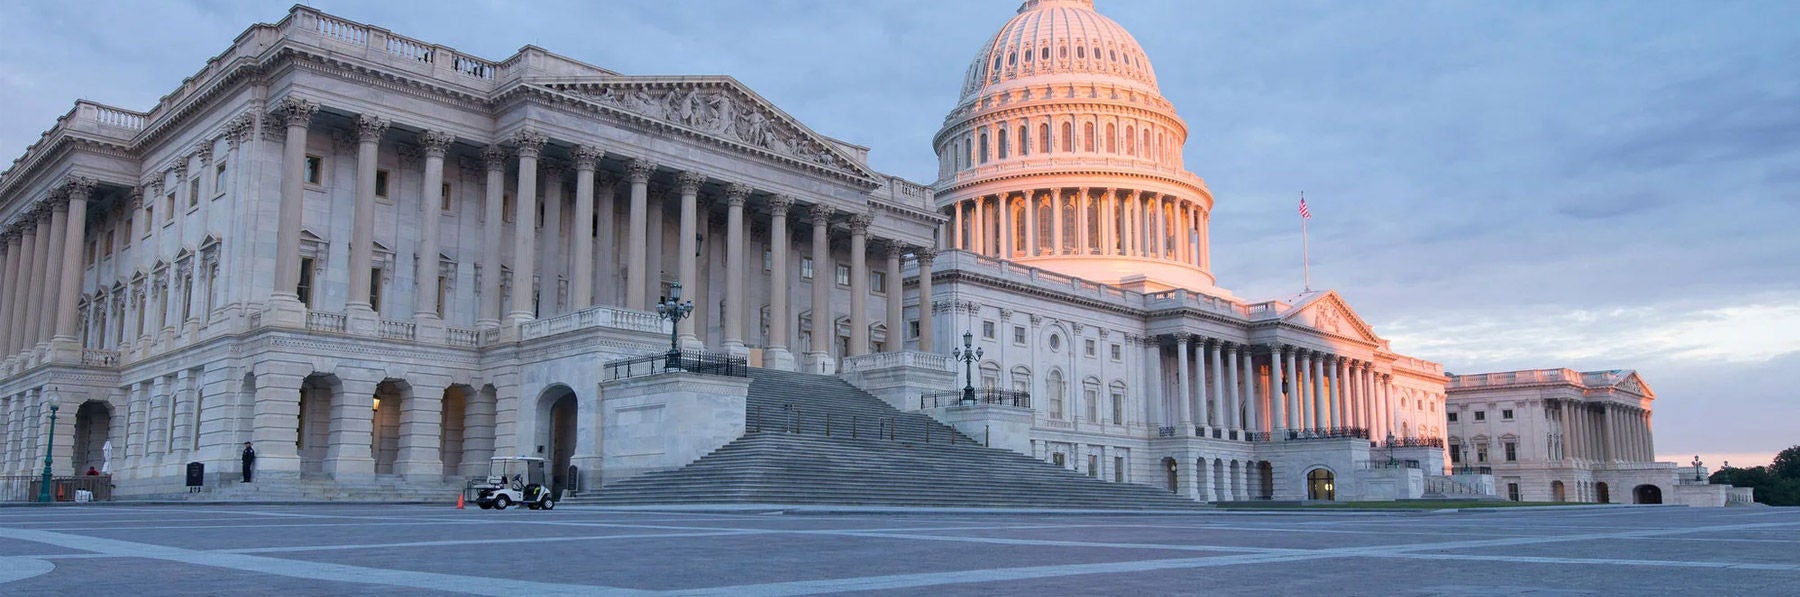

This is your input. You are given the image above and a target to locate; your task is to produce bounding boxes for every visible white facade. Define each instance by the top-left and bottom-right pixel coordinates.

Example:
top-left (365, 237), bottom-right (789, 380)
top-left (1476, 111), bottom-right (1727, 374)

top-left (0, 3), bottom-right (1462, 502)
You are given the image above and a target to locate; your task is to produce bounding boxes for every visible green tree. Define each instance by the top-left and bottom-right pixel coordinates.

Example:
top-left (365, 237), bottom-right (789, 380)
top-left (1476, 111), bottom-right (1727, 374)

top-left (1713, 463), bottom-right (1800, 506)
top-left (1772, 445), bottom-right (1800, 480)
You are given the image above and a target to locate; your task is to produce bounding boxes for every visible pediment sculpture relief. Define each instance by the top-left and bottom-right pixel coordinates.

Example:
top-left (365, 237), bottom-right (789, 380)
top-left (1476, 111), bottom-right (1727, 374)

top-left (566, 83), bottom-right (845, 170)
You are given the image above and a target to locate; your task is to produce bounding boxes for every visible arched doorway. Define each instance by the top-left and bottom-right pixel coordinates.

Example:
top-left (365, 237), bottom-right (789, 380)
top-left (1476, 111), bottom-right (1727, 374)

top-left (1551, 480), bottom-right (1567, 502)
top-left (440, 385), bottom-right (469, 478)
top-left (1596, 482), bottom-right (1611, 504)
top-left (371, 380), bottom-right (409, 475)
top-left (1162, 457), bottom-right (1178, 493)
top-left (1307, 468), bottom-right (1336, 501)
top-left (1259, 461), bottom-right (1275, 499)
top-left (297, 374), bottom-right (339, 476)
top-left (72, 401), bottom-right (112, 474)
top-left (537, 385), bottom-right (578, 497)
top-left (1633, 484), bottom-right (1663, 504)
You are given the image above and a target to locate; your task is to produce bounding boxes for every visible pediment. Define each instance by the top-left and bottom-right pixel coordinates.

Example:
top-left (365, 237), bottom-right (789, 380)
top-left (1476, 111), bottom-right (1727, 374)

top-left (540, 78), bottom-right (881, 184)
top-left (1282, 290), bottom-right (1381, 344)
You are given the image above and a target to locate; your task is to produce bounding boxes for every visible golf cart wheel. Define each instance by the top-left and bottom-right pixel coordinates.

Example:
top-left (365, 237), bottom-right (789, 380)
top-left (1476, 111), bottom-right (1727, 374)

top-left (527, 503), bottom-right (540, 510)
top-left (540, 498), bottom-right (555, 511)
top-left (477, 501), bottom-right (493, 510)
top-left (493, 495), bottom-right (511, 510)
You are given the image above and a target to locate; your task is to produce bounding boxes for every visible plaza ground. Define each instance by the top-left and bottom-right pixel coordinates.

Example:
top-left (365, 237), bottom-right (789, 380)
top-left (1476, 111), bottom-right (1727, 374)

top-left (0, 503), bottom-right (1794, 595)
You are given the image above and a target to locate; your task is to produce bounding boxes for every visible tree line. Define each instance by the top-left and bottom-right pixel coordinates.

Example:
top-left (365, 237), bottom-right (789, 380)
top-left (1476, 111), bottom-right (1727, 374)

top-left (1710, 444), bottom-right (1800, 506)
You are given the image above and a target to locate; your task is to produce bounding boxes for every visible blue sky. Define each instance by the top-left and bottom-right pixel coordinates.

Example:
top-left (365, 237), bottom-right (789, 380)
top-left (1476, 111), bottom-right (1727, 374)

top-left (2, 1), bottom-right (1795, 467)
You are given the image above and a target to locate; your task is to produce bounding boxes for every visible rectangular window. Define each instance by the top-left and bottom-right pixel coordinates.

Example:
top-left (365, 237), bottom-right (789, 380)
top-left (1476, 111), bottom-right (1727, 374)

top-left (1502, 409), bottom-right (1514, 420)
top-left (214, 162), bottom-right (227, 194)
top-left (1013, 325), bottom-right (1026, 345)
top-left (1507, 482), bottom-right (1520, 502)
top-left (1114, 456), bottom-right (1125, 483)
top-left (165, 192), bottom-right (176, 220)
top-left (1111, 392), bottom-right (1124, 424)
top-left (1450, 445), bottom-right (1462, 464)
top-left (297, 257), bottom-right (315, 307)
top-left (1051, 452), bottom-right (1065, 467)
top-left (100, 233), bottom-right (112, 258)
top-left (187, 177), bottom-right (200, 208)
top-left (800, 257), bottom-right (814, 280)
top-left (123, 218), bottom-right (133, 246)
top-left (763, 249), bottom-right (772, 272)
top-left (304, 155), bottom-right (322, 184)
top-left (1474, 411), bottom-right (1486, 421)
top-left (85, 240), bottom-right (96, 265)
top-left (375, 169), bottom-right (390, 199)
top-left (982, 320), bottom-right (996, 339)
top-left (369, 268), bottom-right (383, 313)
top-left (181, 277), bottom-right (193, 322)
top-left (440, 182), bottom-right (454, 211)
top-left (502, 194), bottom-right (515, 223)
top-left (536, 198), bottom-right (545, 229)
top-left (142, 206), bottom-right (153, 234)
top-left (834, 264), bottom-right (850, 286)
top-left (1085, 388), bottom-right (1098, 421)
top-left (1477, 445), bottom-right (1489, 463)
top-left (1084, 338), bottom-right (1096, 357)
top-left (1505, 442), bottom-right (1518, 462)
top-left (872, 271), bottom-right (887, 294)
top-left (1110, 343), bottom-right (1121, 361)
top-left (1087, 454), bottom-right (1098, 478)
top-left (907, 320), bottom-right (919, 339)
top-left (1448, 412), bottom-right (1459, 422)
top-left (435, 276), bottom-right (449, 318)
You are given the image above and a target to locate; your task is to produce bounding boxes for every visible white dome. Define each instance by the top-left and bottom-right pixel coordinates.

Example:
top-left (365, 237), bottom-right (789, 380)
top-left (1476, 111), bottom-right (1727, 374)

top-left (959, 0), bottom-right (1160, 104)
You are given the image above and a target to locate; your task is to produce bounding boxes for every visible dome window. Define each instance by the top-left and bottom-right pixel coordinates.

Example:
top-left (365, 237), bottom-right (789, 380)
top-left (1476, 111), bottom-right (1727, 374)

top-left (1041, 48), bottom-right (1050, 61)
top-left (1008, 52), bottom-right (1016, 66)
top-left (1076, 46), bottom-right (1085, 59)
top-left (994, 56), bottom-right (1002, 70)
top-left (1024, 49), bottom-right (1032, 63)
top-left (1061, 46), bottom-right (1069, 59)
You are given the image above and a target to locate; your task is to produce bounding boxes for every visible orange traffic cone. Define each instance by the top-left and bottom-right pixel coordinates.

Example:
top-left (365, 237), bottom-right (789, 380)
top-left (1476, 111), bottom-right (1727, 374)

top-left (456, 493), bottom-right (465, 509)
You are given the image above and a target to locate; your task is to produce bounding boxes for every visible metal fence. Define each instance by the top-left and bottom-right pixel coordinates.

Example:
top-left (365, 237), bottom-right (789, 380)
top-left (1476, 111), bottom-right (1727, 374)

top-left (1282, 426), bottom-right (1371, 441)
top-left (919, 388), bottom-right (1031, 409)
top-left (0, 475), bottom-right (113, 502)
top-left (604, 350), bottom-right (749, 381)
top-left (1383, 436), bottom-right (1446, 448)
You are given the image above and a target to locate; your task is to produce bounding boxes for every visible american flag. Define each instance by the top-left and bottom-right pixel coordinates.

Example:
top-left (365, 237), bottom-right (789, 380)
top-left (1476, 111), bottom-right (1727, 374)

top-left (1298, 197), bottom-right (1312, 219)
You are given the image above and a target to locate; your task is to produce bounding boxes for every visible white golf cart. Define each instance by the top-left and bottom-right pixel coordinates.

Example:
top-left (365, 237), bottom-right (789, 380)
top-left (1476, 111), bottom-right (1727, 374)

top-left (465, 456), bottom-right (556, 511)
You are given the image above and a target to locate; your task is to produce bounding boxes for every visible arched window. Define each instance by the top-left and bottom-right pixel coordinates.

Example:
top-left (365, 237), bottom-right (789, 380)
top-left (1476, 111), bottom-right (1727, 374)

top-left (1142, 129), bottom-right (1151, 159)
top-left (1018, 125), bottom-right (1029, 156)
top-left (1039, 123), bottom-right (1051, 154)
top-left (1077, 46), bottom-right (1085, 59)
top-left (1046, 370), bottom-right (1067, 419)
top-left (997, 128), bottom-right (1009, 160)
top-left (1083, 122), bottom-right (1096, 152)
top-left (980, 362), bottom-right (1001, 390)
top-left (1125, 125), bottom-right (1135, 155)
top-left (1040, 47), bottom-right (1049, 61)
top-left (978, 131), bottom-right (989, 164)
top-left (1061, 122), bottom-right (1074, 152)
top-left (1106, 122), bottom-right (1117, 153)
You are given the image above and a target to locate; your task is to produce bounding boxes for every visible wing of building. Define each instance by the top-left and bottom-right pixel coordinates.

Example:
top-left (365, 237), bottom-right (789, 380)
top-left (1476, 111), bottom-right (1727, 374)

top-left (0, 3), bottom-right (1470, 503)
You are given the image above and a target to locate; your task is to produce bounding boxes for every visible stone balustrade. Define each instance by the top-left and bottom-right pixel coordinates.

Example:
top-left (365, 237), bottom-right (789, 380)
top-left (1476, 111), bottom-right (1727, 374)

top-left (518, 304), bottom-right (667, 341)
top-left (81, 349), bottom-right (119, 367)
top-left (304, 311), bottom-right (347, 334)
top-left (378, 319), bottom-right (415, 341)
top-left (838, 350), bottom-right (952, 374)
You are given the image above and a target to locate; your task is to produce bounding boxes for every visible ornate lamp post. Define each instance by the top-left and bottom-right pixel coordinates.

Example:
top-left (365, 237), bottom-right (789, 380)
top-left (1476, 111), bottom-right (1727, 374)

top-left (1692, 455), bottom-right (1704, 483)
top-left (38, 401), bottom-right (60, 503)
top-left (952, 330), bottom-right (983, 405)
top-left (1387, 432), bottom-right (1397, 466)
top-left (655, 281), bottom-right (694, 370)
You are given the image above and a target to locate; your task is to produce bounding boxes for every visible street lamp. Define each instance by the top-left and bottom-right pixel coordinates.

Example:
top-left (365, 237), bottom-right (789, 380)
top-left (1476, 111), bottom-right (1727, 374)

top-left (655, 281), bottom-right (694, 370)
top-left (38, 401), bottom-right (59, 503)
top-left (1692, 455), bottom-right (1704, 483)
top-left (1387, 432), bottom-right (1397, 466)
top-left (952, 330), bottom-right (983, 405)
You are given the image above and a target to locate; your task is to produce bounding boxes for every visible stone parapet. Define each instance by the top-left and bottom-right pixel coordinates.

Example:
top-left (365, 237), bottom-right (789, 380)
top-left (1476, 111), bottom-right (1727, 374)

top-left (598, 372), bottom-right (749, 486)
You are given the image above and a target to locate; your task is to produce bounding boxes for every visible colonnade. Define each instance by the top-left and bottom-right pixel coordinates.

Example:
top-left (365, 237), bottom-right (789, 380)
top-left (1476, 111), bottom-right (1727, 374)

top-left (0, 177), bottom-right (94, 370)
top-left (1555, 400), bottom-right (1654, 463)
top-left (944, 187), bottom-right (1207, 269)
top-left (1148, 335), bottom-right (1407, 444)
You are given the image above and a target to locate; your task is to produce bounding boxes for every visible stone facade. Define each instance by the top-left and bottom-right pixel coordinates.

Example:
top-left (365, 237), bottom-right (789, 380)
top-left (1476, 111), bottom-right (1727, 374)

top-left (0, 3), bottom-right (1466, 503)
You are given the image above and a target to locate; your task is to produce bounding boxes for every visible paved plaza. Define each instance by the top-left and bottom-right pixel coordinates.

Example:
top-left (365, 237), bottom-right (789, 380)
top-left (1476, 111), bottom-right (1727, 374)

top-left (0, 504), bottom-right (1795, 595)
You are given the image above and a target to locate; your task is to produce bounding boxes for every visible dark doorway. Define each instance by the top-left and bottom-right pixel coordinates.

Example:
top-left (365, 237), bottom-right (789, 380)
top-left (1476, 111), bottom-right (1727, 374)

top-left (1307, 468), bottom-right (1335, 501)
top-left (1633, 484), bottom-right (1663, 504)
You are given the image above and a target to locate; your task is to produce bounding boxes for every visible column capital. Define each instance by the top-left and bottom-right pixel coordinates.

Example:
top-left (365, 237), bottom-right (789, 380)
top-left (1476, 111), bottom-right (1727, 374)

top-left (512, 127), bottom-right (548, 158)
top-left (766, 194), bottom-right (796, 212)
top-left (482, 145), bottom-right (508, 172)
top-left (570, 144), bottom-right (602, 170)
top-left (873, 238), bottom-right (905, 257)
top-left (724, 182), bottom-right (753, 205)
top-left (419, 130), bottom-right (456, 158)
top-left (541, 158), bottom-right (568, 180)
top-left (276, 96), bottom-right (319, 128)
top-left (58, 177), bottom-right (95, 202)
top-left (676, 171), bottom-right (706, 194)
top-left (226, 112), bottom-right (256, 148)
top-left (912, 246), bottom-right (937, 265)
top-left (354, 115), bottom-right (390, 143)
top-left (808, 203), bottom-right (835, 225)
top-left (626, 158), bottom-right (656, 183)
top-left (193, 145), bottom-right (214, 166)
top-left (847, 212), bottom-right (874, 234)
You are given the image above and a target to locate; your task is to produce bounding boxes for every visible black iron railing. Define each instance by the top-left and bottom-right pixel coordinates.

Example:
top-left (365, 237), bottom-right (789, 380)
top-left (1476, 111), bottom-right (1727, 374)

top-left (1360, 459), bottom-right (1422, 470)
top-left (1282, 426), bottom-right (1370, 441)
top-left (1383, 436), bottom-right (1446, 448)
top-left (604, 350), bottom-right (748, 381)
top-left (919, 388), bottom-right (1031, 409)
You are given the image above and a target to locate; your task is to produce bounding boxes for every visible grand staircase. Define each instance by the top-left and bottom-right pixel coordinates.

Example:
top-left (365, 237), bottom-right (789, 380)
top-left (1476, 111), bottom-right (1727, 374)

top-left (576, 369), bottom-right (1203, 510)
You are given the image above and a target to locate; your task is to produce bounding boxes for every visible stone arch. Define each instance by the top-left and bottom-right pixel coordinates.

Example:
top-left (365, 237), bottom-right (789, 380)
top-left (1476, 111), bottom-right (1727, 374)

top-left (1633, 484), bottom-right (1662, 504)
top-left (370, 378), bottom-right (412, 475)
top-left (1258, 461), bottom-right (1274, 499)
top-left (297, 373), bottom-right (342, 475)
top-left (1551, 479), bottom-right (1567, 502)
top-left (1596, 481), bottom-right (1611, 504)
top-left (536, 384), bottom-right (579, 496)
top-left (1306, 466), bottom-right (1336, 501)
top-left (72, 400), bottom-right (113, 475)
top-left (1161, 456), bottom-right (1178, 493)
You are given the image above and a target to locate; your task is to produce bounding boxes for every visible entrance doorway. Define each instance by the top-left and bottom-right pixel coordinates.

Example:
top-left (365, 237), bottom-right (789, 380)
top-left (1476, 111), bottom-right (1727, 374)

top-left (1162, 457), bottom-right (1177, 493)
top-left (1307, 468), bottom-right (1335, 501)
top-left (1258, 461), bottom-right (1274, 499)
top-left (1596, 482), bottom-right (1611, 504)
top-left (1551, 480), bottom-right (1566, 502)
top-left (297, 374), bottom-right (339, 475)
top-left (1633, 484), bottom-right (1663, 504)
top-left (537, 386), bottom-right (578, 497)
top-left (72, 401), bottom-right (112, 474)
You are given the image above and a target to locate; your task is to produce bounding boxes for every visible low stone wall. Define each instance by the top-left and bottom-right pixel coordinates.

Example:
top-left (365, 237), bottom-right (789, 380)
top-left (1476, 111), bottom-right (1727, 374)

top-left (598, 372), bottom-right (750, 486)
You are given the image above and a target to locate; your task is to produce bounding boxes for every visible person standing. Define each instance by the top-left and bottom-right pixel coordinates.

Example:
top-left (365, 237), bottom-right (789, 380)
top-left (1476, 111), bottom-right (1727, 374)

top-left (241, 442), bottom-right (256, 483)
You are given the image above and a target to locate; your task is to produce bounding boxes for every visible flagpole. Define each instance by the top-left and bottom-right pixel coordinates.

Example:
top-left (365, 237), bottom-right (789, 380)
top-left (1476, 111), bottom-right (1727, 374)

top-left (1301, 191), bottom-right (1311, 292)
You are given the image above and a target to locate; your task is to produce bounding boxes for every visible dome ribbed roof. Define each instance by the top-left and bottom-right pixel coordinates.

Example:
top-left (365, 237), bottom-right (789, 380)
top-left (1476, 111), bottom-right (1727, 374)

top-left (959, 0), bottom-right (1159, 102)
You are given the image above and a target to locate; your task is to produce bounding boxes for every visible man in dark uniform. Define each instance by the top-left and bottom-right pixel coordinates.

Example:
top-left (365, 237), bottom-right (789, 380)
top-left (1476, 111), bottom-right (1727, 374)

top-left (242, 442), bottom-right (256, 482)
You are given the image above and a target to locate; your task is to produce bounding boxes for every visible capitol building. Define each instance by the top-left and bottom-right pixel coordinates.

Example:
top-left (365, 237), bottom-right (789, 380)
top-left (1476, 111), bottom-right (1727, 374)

top-left (0, 1), bottom-right (1711, 505)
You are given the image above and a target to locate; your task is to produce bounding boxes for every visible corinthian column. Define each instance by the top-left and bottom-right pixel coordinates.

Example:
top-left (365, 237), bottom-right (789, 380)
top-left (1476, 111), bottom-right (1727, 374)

top-left (568, 145), bottom-right (600, 310)
top-left (39, 194), bottom-right (68, 351)
top-left (914, 247), bottom-right (936, 352)
top-left (346, 115), bottom-right (389, 322)
top-left (477, 146), bottom-right (506, 328)
top-left (271, 97), bottom-right (318, 318)
top-left (722, 183), bottom-right (751, 355)
top-left (624, 159), bottom-right (653, 311)
top-left (51, 178), bottom-right (95, 354)
top-left (414, 131), bottom-right (454, 322)
top-left (764, 195), bottom-right (796, 370)
top-left (806, 204), bottom-right (835, 372)
top-left (507, 129), bottom-right (545, 324)
top-left (883, 240), bottom-right (903, 353)
top-left (0, 232), bottom-right (16, 358)
top-left (23, 212), bottom-right (49, 352)
top-left (673, 170), bottom-right (705, 347)
top-left (847, 212), bottom-right (872, 357)
top-left (1174, 334), bottom-right (1192, 430)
